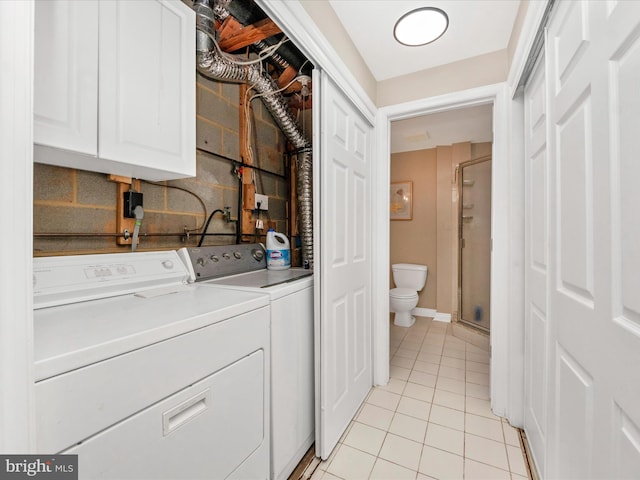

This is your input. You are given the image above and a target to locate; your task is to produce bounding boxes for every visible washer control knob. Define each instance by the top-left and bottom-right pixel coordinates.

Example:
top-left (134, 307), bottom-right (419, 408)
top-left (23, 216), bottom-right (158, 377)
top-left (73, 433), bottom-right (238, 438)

top-left (234, 251), bottom-right (242, 259)
top-left (197, 257), bottom-right (207, 266)
top-left (222, 253), bottom-right (231, 260)
top-left (210, 255), bottom-right (219, 262)
top-left (252, 249), bottom-right (264, 261)
top-left (162, 260), bottom-right (174, 269)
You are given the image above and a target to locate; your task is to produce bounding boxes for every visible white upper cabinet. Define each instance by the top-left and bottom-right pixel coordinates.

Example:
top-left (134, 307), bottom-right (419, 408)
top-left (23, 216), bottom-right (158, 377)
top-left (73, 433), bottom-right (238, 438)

top-left (34, 0), bottom-right (99, 157)
top-left (34, 0), bottom-right (196, 181)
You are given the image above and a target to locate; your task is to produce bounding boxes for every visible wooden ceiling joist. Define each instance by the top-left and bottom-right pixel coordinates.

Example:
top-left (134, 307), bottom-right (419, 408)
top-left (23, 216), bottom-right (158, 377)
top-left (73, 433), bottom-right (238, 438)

top-left (218, 17), bottom-right (282, 52)
top-left (218, 16), bottom-right (243, 39)
top-left (277, 66), bottom-right (298, 89)
top-left (288, 96), bottom-right (313, 111)
top-left (215, 11), bottom-right (312, 112)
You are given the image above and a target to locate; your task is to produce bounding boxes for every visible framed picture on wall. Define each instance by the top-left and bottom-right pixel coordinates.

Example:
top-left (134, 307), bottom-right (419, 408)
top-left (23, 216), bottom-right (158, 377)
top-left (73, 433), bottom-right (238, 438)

top-left (390, 181), bottom-right (412, 220)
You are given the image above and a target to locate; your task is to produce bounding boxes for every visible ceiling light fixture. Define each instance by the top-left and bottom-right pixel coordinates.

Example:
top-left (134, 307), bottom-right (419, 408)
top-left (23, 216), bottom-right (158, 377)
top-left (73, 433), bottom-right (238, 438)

top-left (393, 7), bottom-right (449, 47)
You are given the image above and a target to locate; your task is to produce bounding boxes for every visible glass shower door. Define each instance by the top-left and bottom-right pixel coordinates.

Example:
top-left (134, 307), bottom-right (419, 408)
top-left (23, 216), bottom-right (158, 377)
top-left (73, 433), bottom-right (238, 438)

top-left (459, 158), bottom-right (491, 332)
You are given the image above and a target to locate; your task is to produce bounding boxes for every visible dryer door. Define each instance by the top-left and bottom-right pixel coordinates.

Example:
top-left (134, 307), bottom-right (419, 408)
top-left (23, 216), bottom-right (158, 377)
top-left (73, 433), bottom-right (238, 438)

top-left (63, 351), bottom-right (267, 479)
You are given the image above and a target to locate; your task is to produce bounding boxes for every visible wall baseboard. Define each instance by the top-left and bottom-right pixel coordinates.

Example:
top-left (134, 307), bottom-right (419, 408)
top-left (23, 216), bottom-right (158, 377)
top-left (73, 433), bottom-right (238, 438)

top-left (434, 312), bottom-right (452, 323)
top-left (413, 307), bottom-right (436, 318)
top-left (411, 308), bottom-right (451, 323)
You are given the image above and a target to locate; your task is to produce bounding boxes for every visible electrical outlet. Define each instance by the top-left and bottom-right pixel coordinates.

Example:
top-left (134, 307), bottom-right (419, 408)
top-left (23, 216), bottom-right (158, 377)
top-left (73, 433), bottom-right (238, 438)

top-left (255, 194), bottom-right (268, 210)
top-left (124, 191), bottom-right (143, 218)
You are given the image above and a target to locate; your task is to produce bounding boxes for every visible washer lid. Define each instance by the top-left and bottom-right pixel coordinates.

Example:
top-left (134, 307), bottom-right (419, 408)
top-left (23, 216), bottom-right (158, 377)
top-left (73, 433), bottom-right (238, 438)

top-left (33, 284), bottom-right (269, 381)
top-left (390, 287), bottom-right (418, 298)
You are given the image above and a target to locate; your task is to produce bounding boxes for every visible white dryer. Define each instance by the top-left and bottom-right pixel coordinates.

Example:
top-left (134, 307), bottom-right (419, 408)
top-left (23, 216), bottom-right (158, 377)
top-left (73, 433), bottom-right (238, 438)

top-left (178, 244), bottom-right (314, 480)
top-left (33, 250), bottom-right (271, 479)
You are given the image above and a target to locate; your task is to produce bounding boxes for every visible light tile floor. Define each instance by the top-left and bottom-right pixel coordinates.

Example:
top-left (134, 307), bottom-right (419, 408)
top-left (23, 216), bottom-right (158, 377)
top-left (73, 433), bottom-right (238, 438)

top-left (310, 317), bottom-right (530, 480)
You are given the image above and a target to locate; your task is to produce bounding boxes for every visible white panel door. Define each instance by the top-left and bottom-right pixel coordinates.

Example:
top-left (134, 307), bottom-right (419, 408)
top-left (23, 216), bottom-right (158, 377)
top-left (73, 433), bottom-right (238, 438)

top-left (99, 0), bottom-right (195, 176)
top-left (523, 53), bottom-right (549, 475)
top-left (524, 1), bottom-right (640, 477)
top-left (33, 0), bottom-right (98, 155)
top-left (316, 71), bottom-right (373, 459)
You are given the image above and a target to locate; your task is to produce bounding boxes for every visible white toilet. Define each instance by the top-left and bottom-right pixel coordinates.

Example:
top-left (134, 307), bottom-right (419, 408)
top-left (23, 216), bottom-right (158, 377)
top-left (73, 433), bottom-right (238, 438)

top-left (390, 263), bottom-right (428, 327)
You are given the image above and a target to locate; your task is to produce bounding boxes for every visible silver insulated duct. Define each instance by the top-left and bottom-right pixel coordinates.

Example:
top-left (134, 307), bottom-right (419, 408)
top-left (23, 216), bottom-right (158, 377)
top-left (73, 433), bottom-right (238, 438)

top-left (193, 0), bottom-right (314, 268)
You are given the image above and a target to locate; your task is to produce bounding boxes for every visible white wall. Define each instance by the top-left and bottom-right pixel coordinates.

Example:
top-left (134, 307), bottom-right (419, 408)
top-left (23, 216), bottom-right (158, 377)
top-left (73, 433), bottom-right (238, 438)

top-left (0, 0), bottom-right (35, 452)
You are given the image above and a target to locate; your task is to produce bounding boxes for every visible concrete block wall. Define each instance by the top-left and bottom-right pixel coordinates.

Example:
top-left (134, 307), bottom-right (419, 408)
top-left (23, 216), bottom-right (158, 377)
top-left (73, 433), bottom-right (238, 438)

top-left (34, 72), bottom-right (289, 256)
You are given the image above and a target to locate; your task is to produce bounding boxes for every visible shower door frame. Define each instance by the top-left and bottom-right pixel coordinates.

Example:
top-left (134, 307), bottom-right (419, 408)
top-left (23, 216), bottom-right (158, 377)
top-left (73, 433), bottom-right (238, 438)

top-left (457, 155), bottom-right (492, 332)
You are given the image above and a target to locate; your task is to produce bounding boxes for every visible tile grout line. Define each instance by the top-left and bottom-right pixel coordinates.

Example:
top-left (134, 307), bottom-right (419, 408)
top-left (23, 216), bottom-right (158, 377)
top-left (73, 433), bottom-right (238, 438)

top-left (313, 318), bottom-right (529, 479)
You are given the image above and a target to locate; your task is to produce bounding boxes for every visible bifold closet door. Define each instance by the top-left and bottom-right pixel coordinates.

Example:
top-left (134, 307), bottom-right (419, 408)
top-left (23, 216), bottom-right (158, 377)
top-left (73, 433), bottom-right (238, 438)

top-left (315, 70), bottom-right (373, 460)
top-left (525, 1), bottom-right (640, 477)
top-left (524, 48), bottom-right (549, 476)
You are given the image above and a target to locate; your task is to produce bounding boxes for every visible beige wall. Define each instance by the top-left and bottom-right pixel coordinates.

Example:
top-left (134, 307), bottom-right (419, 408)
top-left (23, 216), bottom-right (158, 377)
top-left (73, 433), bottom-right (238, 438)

top-left (435, 145), bottom-right (453, 313)
top-left (391, 142), bottom-right (492, 315)
top-left (377, 50), bottom-right (508, 107)
top-left (390, 149), bottom-right (438, 309)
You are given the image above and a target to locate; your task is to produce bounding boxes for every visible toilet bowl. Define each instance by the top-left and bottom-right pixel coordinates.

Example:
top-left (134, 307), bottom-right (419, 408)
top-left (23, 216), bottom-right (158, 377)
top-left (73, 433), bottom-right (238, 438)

top-left (390, 288), bottom-right (419, 327)
top-left (390, 264), bottom-right (428, 327)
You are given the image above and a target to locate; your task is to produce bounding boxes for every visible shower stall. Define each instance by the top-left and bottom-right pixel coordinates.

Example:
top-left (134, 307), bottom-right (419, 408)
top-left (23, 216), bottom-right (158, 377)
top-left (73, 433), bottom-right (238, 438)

top-left (458, 156), bottom-right (492, 332)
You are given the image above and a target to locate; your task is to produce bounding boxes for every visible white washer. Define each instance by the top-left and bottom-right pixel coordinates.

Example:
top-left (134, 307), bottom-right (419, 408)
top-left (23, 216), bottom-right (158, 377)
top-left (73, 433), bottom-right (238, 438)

top-left (34, 250), bottom-right (271, 479)
top-left (178, 244), bottom-right (314, 480)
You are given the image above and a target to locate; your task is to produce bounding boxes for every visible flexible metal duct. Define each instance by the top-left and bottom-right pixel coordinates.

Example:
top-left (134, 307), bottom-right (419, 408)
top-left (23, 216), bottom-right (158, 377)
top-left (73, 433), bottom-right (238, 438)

top-left (193, 0), bottom-right (314, 268)
top-left (254, 40), bottom-right (290, 71)
top-left (212, 0), bottom-right (231, 20)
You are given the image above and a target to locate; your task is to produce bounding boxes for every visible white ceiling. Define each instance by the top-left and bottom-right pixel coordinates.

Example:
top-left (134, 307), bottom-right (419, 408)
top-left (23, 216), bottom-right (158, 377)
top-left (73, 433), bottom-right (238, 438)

top-left (390, 104), bottom-right (493, 154)
top-left (325, 1), bottom-right (517, 154)
top-left (327, 0), bottom-right (521, 82)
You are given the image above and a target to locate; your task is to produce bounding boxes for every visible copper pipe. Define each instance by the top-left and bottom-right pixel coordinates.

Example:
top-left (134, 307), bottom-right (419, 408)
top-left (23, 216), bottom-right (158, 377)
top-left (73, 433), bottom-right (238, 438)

top-left (34, 232), bottom-right (236, 238)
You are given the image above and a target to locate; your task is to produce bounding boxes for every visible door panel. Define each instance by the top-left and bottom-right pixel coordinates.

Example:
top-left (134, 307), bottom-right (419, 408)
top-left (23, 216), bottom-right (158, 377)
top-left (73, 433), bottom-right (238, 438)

top-left (611, 4), bottom-right (640, 354)
top-left (614, 407), bottom-right (640, 479)
top-left (554, 345), bottom-right (593, 480)
top-left (606, 2), bottom-right (640, 476)
top-left (524, 53), bottom-right (548, 475)
top-left (317, 72), bottom-right (373, 459)
top-left (556, 92), bottom-right (594, 307)
top-left (547, 2), bottom-right (606, 476)
top-left (524, 1), bottom-right (640, 477)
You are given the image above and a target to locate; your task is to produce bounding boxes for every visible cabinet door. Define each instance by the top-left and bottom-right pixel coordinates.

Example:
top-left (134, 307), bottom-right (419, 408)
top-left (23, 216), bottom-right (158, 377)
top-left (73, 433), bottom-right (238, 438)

top-left (99, 0), bottom-right (195, 180)
top-left (34, 0), bottom-right (98, 155)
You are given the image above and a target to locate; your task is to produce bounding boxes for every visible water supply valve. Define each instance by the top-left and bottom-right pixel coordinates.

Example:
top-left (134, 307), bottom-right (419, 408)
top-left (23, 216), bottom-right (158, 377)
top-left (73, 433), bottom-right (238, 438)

top-left (298, 75), bottom-right (311, 98)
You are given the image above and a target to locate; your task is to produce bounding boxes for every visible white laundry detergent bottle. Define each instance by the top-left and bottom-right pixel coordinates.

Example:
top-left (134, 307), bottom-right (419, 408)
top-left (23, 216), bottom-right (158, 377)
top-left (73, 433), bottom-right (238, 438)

top-left (266, 229), bottom-right (291, 270)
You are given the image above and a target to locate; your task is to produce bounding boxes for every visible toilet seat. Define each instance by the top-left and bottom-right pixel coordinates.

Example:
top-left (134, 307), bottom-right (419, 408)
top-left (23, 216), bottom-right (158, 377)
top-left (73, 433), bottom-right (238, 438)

top-left (390, 287), bottom-right (417, 299)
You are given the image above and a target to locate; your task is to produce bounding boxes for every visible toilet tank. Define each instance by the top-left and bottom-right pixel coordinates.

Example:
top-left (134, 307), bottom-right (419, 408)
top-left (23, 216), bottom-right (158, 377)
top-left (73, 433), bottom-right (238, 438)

top-left (392, 264), bottom-right (428, 290)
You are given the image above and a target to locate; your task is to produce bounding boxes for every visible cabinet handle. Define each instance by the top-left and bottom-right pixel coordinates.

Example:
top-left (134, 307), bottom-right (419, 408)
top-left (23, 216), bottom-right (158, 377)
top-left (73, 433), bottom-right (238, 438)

top-left (162, 389), bottom-right (210, 436)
